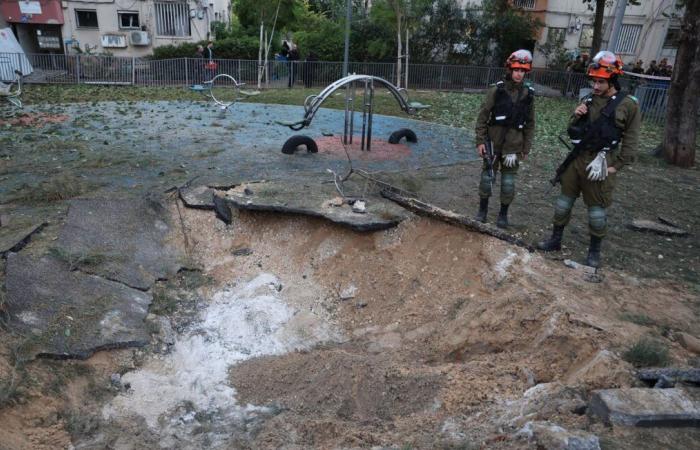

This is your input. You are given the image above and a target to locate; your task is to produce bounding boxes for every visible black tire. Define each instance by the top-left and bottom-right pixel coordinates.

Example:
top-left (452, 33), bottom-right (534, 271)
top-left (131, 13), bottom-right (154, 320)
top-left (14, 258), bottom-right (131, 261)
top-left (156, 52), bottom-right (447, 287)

top-left (388, 128), bottom-right (418, 144)
top-left (281, 135), bottom-right (318, 154)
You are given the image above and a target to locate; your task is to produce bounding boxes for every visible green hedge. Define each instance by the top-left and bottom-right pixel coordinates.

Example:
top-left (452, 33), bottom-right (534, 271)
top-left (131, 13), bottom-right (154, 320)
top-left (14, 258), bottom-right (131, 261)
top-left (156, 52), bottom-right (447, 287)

top-left (151, 35), bottom-right (260, 60)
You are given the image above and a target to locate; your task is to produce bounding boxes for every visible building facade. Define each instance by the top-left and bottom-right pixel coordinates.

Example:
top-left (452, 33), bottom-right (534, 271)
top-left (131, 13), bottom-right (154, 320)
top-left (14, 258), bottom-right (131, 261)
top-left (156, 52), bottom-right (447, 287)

top-left (1, 0), bottom-right (231, 57)
top-left (517, 0), bottom-right (681, 68)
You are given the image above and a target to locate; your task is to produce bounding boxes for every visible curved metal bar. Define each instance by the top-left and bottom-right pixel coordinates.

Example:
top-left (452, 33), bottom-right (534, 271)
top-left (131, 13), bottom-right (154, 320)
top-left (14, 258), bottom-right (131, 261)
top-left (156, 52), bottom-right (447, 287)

top-left (206, 73), bottom-right (243, 109)
top-left (288, 74), bottom-right (419, 130)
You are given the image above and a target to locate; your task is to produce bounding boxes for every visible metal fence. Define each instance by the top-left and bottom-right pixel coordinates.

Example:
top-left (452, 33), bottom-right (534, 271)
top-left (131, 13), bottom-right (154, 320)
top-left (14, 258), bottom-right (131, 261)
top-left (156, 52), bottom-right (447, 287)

top-left (0, 52), bottom-right (670, 123)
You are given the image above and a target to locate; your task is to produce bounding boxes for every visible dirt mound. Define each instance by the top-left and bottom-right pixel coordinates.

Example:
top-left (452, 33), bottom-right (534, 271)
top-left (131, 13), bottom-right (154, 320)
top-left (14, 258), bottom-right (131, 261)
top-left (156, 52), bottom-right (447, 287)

top-left (315, 135), bottom-right (411, 160)
top-left (231, 348), bottom-right (440, 421)
top-left (1, 203), bottom-right (698, 449)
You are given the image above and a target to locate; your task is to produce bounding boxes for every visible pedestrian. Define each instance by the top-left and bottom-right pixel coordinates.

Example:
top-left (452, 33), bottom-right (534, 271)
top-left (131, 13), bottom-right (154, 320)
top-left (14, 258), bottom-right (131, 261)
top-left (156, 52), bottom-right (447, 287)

top-left (287, 43), bottom-right (300, 88)
top-left (474, 49), bottom-right (536, 228)
top-left (537, 51), bottom-right (641, 268)
top-left (645, 60), bottom-right (658, 76)
top-left (632, 59), bottom-right (644, 74)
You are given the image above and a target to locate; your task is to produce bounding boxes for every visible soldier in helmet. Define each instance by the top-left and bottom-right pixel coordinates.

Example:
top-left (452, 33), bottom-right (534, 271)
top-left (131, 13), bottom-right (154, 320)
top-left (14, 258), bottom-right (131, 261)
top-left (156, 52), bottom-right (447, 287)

top-left (537, 51), bottom-right (641, 268)
top-left (474, 49), bottom-right (536, 228)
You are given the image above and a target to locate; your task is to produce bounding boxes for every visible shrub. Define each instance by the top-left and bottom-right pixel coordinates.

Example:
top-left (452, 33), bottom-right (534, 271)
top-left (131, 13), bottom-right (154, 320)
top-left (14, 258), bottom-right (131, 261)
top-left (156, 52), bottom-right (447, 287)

top-left (623, 337), bottom-right (670, 367)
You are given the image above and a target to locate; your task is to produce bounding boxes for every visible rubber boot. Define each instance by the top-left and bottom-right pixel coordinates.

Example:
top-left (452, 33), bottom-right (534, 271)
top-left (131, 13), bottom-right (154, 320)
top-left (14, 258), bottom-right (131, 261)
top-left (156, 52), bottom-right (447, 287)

top-left (475, 198), bottom-right (488, 223)
top-left (537, 225), bottom-right (564, 251)
top-left (496, 204), bottom-right (509, 229)
top-left (586, 235), bottom-right (603, 268)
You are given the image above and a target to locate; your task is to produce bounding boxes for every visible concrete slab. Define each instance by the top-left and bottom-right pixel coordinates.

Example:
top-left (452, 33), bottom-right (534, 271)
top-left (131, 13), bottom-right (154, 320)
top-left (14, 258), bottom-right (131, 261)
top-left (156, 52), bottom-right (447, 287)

top-left (219, 180), bottom-right (410, 231)
top-left (179, 185), bottom-right (216, 210)
top-left (589, 388), bottom-right (700, 427)
top-left (56, 196), bottom-right (186, 290)
top-left (0, 222), bottom-right (44, 256)
top-left (5, 252), bottom-right (151, 359)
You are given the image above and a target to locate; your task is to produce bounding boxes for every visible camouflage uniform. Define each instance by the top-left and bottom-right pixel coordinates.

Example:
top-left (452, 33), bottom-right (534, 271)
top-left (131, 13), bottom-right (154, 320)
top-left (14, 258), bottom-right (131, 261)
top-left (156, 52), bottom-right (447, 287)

top-left (553, 94), bottom-right (641, 238)
top-left (474, 79), bottom-right (535, 207)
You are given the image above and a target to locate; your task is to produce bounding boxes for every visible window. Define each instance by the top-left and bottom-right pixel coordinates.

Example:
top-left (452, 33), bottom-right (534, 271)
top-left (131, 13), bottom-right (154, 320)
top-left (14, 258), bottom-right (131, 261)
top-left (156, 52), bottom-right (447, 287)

top-left (547, 27), bottom-right (566, 45)
top-left (155, 2), bottom-right (191, 37)
top-left (615, 24), bottom-right (642, 54)
top-left (663, 27), bottom-right (680, 48)
top-left (579, 24), bottom-right (594, 49)
top-left (75, 10), bottom-right (98, 28)
top-left (514, 0), bottom-right (536, 9)
top-left (118, 11), bottom-right (140, 30)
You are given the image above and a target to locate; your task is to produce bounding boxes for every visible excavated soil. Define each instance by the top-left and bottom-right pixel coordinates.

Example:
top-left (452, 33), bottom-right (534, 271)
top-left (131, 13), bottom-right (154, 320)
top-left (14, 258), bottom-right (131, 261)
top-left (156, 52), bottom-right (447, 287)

top-left (1, 202), bottom-right (698, 449)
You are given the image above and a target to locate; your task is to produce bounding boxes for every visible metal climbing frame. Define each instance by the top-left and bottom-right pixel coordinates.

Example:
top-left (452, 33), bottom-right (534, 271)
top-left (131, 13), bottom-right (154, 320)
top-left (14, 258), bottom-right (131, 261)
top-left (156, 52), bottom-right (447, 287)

top-left (0, 69), bottom-right (23, 108)
top-left (282, 74), bottom-right (429, 151)
top-left (191, 73), bottom-right (259, 111)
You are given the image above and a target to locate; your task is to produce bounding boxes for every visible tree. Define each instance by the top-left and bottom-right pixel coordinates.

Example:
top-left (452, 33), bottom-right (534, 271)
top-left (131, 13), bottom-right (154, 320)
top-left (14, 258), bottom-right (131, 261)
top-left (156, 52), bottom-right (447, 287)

top-left (662, 0), bottom-right (699, 167)
top-left (234, 0), bottom-right (298, 86)
top-left (410, 0), bottom-right (470, 63)
top-left (583, 0), bottom-right (641, 56)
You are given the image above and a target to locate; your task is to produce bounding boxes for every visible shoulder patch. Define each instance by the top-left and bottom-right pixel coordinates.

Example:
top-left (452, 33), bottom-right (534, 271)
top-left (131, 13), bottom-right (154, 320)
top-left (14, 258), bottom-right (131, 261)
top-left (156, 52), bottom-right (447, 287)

top-left (496, 80), bottom-right (504, 86)
top-left (628, 95), bottom-right (638, 103)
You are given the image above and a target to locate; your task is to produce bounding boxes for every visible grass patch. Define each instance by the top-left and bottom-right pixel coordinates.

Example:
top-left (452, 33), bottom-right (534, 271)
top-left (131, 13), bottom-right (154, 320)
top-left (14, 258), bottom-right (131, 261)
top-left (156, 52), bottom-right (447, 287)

top-left (7, 174), bottom-right (99, 205)
top-left (623, 337), bottom-right (670, 367)
top-left (619, 312), bottom-right (655, 327)
top-left (48, 247), bottom-right (108, 271)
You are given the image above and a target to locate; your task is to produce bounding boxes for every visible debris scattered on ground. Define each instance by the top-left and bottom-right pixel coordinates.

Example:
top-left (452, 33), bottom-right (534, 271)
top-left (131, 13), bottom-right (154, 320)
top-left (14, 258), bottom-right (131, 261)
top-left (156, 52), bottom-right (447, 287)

top-left (589, 387), bottom-right (700, 427)
top-left (628, 219), bottom-right (689, 236)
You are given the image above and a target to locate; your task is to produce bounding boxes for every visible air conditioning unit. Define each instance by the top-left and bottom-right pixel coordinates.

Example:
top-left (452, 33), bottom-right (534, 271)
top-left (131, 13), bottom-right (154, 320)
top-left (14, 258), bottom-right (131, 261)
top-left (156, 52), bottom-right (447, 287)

top-left (130, 31), bottom-right (150, 46)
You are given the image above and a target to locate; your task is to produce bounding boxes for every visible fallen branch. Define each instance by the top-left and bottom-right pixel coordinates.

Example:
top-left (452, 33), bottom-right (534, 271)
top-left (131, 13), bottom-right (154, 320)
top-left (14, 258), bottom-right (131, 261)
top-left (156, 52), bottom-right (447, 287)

top-left (380, 190), bottom-right (535, 251)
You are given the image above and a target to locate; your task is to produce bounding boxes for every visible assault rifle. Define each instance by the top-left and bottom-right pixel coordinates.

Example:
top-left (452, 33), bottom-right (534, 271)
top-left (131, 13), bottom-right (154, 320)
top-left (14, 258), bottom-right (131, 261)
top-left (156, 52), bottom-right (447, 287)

top-left (484, 136), bottom-right (498, 186)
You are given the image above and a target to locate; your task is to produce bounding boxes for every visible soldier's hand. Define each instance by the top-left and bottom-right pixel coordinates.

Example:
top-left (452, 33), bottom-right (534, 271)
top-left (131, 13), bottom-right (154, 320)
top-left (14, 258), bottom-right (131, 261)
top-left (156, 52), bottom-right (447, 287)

top-left (607, 167), bottom-right (617, 175)
top-left (477, 144), bottom-right (486, 158)
top-left (574, 103), bottom-right (588, 117)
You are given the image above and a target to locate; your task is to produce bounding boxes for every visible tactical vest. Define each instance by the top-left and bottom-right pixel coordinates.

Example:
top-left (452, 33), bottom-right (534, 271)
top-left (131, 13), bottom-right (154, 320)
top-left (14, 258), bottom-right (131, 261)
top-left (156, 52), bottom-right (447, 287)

top-left (489, 81), bottom-right (534, 130)
top-left (568, 93), bottom-right (626, 154)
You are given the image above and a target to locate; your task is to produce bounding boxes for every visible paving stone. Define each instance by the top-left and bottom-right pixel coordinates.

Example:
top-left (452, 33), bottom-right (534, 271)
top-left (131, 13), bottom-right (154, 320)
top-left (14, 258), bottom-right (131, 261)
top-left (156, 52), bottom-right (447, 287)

top-left (589, 388), bottom-right (700, 427)
top-left (5, 252), bottom-right (151, 359)
top-left (56, 196), bottom-right (186, 290)
top-left (220, 180), bottom-right (410, 231)
top-left (179, 185), bottom-right (216, 210)
top-left (0, 222), bottom-right (45, 256)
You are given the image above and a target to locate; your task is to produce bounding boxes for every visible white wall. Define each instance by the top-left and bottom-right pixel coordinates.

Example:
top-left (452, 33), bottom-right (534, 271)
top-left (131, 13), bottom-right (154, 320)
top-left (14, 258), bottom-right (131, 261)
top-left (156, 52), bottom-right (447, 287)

top-left (62, 0), bottom-right (213, 57)
top-left (534, 0), bottom-right (679, 68)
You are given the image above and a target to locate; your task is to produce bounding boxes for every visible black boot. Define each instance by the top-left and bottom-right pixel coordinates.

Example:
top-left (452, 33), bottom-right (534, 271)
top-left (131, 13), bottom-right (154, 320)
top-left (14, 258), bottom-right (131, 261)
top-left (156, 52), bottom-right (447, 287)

top-left (537, 225), bottom-right (564, 251)
top-left (475, 198), bottom-right (488, 223)
top-left (496, 204), bottom-right (509, 229)
top-left (586, 235), bottom-right (603, 268)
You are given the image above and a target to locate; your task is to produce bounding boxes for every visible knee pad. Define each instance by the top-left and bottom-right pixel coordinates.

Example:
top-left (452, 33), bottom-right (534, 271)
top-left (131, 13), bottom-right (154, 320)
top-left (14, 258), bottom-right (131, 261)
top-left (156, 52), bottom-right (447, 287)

top-left (501, 173), bottom-right (515, 197)
top-left (588, 206), bottom-right (607, 233)
top-left (479, 171), bottom-right (493, 195)
top-left (554, 195), bottom-right (575, 219)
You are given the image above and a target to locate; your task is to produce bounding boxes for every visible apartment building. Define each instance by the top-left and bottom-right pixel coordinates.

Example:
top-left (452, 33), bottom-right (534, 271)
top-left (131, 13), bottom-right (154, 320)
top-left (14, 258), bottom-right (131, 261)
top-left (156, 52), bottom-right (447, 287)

top-left (0, 0), bottom-right (231, 57)
top-left (513, 0), bottom-right (682, 68)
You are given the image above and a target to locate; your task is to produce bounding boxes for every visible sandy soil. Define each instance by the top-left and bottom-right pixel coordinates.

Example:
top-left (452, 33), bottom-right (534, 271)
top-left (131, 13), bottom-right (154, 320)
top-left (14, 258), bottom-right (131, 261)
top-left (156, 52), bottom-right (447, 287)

top-left (0, 199), bottom-right (698, 449)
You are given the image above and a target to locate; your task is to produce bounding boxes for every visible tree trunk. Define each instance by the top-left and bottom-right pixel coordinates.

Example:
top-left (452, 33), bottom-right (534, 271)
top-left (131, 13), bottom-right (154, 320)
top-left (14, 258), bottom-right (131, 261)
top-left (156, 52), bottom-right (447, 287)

top-left (663, 1), bottom-right (700, 167)
top-left (396, 14), bottom-right (402, 88)
top-left (591, 0), bottom-right (606, 56)
top-left (257, 21), bottom-right (264, 89)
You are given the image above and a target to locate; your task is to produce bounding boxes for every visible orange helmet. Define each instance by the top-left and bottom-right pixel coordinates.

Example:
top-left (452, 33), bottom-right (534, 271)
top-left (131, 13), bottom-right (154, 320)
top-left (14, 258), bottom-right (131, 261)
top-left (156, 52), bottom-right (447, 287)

top-left (587, 51), bottom-right (624, 79)
top-left (506, 49), bottom-right (533, 72)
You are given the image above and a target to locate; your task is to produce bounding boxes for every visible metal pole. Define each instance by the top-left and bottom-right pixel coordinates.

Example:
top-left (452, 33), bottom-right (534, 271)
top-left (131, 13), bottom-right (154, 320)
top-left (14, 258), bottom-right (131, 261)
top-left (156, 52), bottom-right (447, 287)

top-left (608, 0), bottom-right (627, 53)
top-left (342, 0), bottom-right (352, 77)
top-left (133, 57), bottom-right (137, 85)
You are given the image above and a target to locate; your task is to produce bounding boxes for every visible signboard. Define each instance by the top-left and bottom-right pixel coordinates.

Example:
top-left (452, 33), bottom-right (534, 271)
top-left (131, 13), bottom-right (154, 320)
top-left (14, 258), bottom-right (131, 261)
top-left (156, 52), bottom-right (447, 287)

top-left (19, 1), bottom-right (42, 15)
top-left (101, 34), bottom-right (127, 48)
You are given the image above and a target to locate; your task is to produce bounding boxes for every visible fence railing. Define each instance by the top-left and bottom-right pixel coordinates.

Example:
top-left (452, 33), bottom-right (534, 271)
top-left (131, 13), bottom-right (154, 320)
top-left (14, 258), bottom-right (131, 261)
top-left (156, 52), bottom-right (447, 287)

top-left (0, 52), bottom-right (670, 124)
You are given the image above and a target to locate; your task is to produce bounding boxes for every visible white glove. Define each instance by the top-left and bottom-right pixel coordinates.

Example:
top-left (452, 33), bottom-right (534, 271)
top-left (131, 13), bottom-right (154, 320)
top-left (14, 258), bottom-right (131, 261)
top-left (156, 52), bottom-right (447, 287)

top-left (503, 153), bottom-right (517, 168)
top-left (586, 151), bottom-right (608, 181)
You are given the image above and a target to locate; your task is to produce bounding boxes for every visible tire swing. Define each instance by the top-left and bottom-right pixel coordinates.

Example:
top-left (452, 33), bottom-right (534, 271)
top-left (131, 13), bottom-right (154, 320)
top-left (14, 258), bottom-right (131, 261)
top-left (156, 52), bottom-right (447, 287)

top-left (388, 128), bottom-right (418, 144)
top-left (281, 135), bottom-right (318, 154)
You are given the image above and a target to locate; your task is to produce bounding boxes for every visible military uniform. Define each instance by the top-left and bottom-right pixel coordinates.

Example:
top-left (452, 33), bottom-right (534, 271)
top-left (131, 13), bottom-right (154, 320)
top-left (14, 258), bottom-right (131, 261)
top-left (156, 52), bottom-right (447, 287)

top-left (474, 79), bottom-right (535, 207)
top-left (553, 94), bottom-right (641, 238)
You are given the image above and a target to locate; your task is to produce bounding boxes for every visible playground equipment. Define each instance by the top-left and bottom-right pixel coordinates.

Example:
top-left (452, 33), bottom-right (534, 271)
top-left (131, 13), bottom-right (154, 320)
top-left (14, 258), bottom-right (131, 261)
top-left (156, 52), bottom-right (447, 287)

top-left (278, 74), bottom-right (429, 154)
top-left (0, 69), bottom-right (23, 108)
top-left (190, 73), bottom-right (259, 111)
